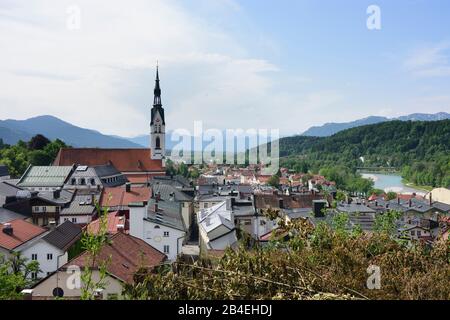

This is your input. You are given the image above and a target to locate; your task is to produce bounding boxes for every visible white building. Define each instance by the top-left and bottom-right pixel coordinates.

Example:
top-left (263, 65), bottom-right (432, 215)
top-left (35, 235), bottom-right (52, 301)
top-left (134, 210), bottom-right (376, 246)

top-left (197, 200), bottom-right (238, 252)
top-left (0, 220), bottom-right (81, 280)
top-left (129, 198), bottom-right (186, 261)
top-left (30, 232), bottom-right (166, 300)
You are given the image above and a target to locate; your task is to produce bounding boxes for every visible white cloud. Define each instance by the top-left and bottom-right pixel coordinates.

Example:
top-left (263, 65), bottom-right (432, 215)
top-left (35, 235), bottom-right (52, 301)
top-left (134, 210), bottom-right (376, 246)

top-left (0, 0), bottom-right (343, 138)
top-left (404, 42), bottom-right (450, 77)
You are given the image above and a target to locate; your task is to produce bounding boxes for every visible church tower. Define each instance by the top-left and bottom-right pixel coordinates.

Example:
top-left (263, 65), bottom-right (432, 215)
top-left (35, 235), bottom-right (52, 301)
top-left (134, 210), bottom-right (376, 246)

top-left (150, 65), bottom-right (165, 160)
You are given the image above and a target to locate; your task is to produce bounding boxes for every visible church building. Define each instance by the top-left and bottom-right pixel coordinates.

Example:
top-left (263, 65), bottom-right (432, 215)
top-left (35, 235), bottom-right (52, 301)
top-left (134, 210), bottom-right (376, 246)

top-left (53, 67), bottom-right (167, 183)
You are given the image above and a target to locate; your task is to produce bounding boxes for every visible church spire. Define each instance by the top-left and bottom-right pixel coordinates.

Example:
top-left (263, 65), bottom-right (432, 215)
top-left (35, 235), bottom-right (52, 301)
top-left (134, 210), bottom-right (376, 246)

top-left (153, 64), bottom-right (162, 106)
top-left (150, 63), bottom-right (166, 161)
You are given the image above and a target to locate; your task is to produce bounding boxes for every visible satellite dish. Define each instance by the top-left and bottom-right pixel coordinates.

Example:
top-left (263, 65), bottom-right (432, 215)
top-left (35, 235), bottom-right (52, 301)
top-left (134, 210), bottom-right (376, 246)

top-left (52, 287), bottom-right (64, 298)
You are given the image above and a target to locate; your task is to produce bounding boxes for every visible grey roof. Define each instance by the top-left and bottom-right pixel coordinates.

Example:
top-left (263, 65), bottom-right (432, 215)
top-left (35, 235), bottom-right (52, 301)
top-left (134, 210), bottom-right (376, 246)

top-left (151, 183), bottom-right (193, 202)
top-left (0, 180), bottom-right (23, 206)
top-left (349, 213), bottom-right (375, 231)
top-left (403, 199), bottom-right (433, 213)
top-left (431, 201), bottom-right (450, 213)
top-left (369, 198), bottom-right (447, 215)
top-left (368, 199), bottom-right (407, 213)
top-left (42, 221), bottom-right (82, 251)
top-left (198, 201), bottom-right (235, 234)
top-left (284, 208), bottom-right (313, 220)
top-left (146, 198), bottom-right (185, 231)
top-left (38, 190), bottom-right (74, 205)
top-left (67, 167), bottom-right (102, 185)
top-left (93, 165), bottom-right (128, 187)
top-left (17, 166), bottom-right (74, 187)
top-left (197, 184), bottom-right (252, 196)
top-left (151, 175), bottom-right (191, 188)
top-left (336, 202), bottom-right (376, 214)
top-left (198, 194), bottom-right (231, 202)
top-left (65, 165), bottom-right (127, 188)
top-left (92, 164), bottom-right (121, 178)
top-left (232, 202), bottom-right (255, 217)
top-left (60, 191), bottom-right (100, 216)
top-left (0, 165), bottom-right (9, 177)
top-left (0, 180), bottom-right (22, 197)
top-left (0, 207), bottom-right (27, 223)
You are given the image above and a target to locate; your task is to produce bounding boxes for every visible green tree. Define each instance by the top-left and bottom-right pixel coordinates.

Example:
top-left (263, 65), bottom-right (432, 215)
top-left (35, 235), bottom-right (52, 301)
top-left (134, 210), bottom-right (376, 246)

top-left (0, 252), bottom-right (40, 300)
top-left (178, 162), bottom-right (189, 178)
top-left (80, 200), bottom-right (111, 300)
top-left (29, 150), bottom-right (52, 166)
top-left (189, 167), bottom-right (200, 179)
top-left (28, 134), bottom-right (51, 150)
top-left (373, 210), bottom-right (402, 236)
top-left (267, 175), bottom-right (280, 188)
top-left (386, 191), bottom-right (398, 201)
top-left (165, 159), bottom-right (177, 176)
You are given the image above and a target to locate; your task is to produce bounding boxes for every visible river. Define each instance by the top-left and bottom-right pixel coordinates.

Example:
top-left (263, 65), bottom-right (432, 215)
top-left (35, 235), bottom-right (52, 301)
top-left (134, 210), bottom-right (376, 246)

top-left (360, 172), bottom-right (426, 195)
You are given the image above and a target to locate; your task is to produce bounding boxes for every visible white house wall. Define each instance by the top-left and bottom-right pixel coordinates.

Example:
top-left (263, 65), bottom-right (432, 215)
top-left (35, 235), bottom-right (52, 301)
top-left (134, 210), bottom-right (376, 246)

top-left (20, 239), bottom-right (66, 278)
top-left (60, 215), bottom-right (92, 225)
top-left (31, 270), bottom-right (123, 300)
top-left (209, 232), bottom-right (238, 250)
top-left (142, 220), bottom-right (185, 261)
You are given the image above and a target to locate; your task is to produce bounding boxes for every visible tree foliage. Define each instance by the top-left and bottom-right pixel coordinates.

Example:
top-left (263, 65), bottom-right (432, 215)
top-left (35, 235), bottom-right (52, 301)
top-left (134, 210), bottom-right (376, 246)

top-left (80, 199), bottom-right (111, 300)
top-left (280, 120), bottom-right (450, 188)
top-left (0, 252), bottom-right (40, 300)
top-left (0, 135), bottom-right (69, 177)
top-left (123, 216), bottom-right (450, 300)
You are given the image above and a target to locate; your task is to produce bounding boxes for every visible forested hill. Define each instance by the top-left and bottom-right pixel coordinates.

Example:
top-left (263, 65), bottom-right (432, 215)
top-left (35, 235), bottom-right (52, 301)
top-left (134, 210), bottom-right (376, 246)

top-left (280, 120), bottom-right (450, 187)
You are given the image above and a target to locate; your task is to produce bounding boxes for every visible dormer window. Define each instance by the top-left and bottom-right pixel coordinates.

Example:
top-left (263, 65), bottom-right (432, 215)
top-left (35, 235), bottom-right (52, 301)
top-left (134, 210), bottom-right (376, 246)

top-left (80, 178), bottom-right (86, 185)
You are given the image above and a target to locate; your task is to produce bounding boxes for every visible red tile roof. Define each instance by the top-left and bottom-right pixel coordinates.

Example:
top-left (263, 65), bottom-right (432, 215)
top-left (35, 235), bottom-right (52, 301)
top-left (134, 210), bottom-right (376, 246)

top-left (396, 194), bottom-right (425, 201)
top-left (87, 212), bottom-right (127, 235)
top-left (63, 232), bottom-right (166, 283)
top-left (53, 148), bottom-right (164, 173)
top-left (126, 175), bottom-right (153, 184)
top-left (101, 186), bottom-right (151, 208)
top-left (368, 194), bottom-right (381, 201)
top-left (0, 219), bottom-right (47, 250)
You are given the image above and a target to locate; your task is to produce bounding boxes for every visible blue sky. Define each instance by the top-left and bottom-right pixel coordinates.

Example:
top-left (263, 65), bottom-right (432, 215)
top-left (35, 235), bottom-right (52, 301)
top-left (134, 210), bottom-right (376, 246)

top-left (0, 0), bottom-right (449, 137)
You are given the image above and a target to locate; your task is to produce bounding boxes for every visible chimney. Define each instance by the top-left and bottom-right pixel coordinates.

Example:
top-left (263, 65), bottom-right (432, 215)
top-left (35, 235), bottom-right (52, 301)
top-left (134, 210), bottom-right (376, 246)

top-left (21, 289), bottom-right (33, 300)
top-left (2, 223), bottom-right (13, 236)
top-left (429, 193), bottom-right (432, 206)
top-left (53, 188), bottom-right (61, 199)
top-left (313, 200), bottom-right (326, 218)
top-left (125, 183), bottom-right (131, 193)
top-left (278, 198), bottom-right (284, 209)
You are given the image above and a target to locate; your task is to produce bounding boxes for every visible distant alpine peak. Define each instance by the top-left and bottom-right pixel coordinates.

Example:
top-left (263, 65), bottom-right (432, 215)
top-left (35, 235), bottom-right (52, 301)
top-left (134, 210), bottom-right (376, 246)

top-left (301, 112), bottom-right (450, 137)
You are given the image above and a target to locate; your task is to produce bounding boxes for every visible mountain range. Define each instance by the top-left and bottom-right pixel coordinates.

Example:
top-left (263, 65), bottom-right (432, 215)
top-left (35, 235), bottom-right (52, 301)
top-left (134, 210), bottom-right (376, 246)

top-left (0, 116), bottom-right (141, 148)
top-left (0, 112), bottom-right (449, 148)
top-left (301, 112), bottom-right (450, 137)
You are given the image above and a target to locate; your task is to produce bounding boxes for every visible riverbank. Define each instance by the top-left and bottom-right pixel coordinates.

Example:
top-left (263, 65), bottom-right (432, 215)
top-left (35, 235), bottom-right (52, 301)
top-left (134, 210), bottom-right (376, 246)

top-left (401, 178), bottom-right (433, 192)
top-left (360, 172), bottom-right (427, 195)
